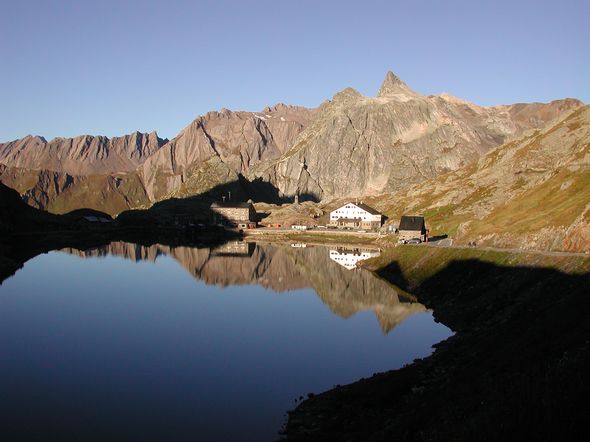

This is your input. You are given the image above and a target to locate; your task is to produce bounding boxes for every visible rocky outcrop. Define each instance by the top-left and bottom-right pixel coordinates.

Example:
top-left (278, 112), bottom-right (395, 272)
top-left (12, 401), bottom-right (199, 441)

top-left (138, 105), bottom-right (318, 201)
top-left (248, 72), bottom-right (582, 200)
top-left (0, 105), bottom-right (317, 214)
top-left (374, 105), bottom-right (590, 252)
top-left (0, 131), bottom-right (166, 175)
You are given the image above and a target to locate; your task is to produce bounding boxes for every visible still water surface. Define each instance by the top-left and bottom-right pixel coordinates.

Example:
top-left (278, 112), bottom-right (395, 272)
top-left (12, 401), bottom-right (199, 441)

top-left (0, 242), bottom-right (452, 441)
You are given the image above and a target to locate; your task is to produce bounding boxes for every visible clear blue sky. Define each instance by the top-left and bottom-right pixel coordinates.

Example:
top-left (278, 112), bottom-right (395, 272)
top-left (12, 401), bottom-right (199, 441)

top-left (1, 0), bottom-right (588, 142)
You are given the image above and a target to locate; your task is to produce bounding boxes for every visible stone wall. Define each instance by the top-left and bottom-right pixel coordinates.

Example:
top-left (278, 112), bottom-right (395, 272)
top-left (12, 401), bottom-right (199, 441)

top-left (211, 206), bottom-right (255, 223)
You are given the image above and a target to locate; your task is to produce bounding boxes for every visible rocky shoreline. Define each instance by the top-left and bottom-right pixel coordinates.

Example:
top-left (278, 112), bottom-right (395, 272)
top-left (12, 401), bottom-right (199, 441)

top-left (281, 250), bottom-right (590, 441)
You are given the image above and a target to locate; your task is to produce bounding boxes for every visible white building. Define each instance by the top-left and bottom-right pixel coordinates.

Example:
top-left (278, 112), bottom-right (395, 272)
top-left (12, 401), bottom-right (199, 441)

top-left (329, 202), bottom-right (383, 230)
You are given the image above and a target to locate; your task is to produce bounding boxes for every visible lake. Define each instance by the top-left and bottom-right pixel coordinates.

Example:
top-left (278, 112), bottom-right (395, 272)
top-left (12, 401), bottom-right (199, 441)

top-left (0, 241), bottom-right (452, 441)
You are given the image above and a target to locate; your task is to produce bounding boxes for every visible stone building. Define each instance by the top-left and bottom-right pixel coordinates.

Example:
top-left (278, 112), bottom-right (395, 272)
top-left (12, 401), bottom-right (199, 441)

top-left (329, 202), bottom-right (383, 231)
top-left (210, 201), bottom-right (256, 227)
top-left (398, 215), bottom-right (427, 242)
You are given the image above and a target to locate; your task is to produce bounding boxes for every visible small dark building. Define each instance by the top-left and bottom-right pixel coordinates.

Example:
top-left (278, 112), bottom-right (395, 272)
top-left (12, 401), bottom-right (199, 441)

top-left (398, 215), bottom-right (427, 242)
top-left (210, 201), bottom-right (256, 227)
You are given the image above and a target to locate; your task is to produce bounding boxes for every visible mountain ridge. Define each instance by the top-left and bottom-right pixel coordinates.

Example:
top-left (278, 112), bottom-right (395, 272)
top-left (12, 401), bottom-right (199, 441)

top-left (0, 71), bottom-right (584, 217)
top-left (247, 72), bottom-right (583, 201)
top-left (367, 104), bottom-right (590, 252)
top-left (0, 130), bottom-right (167, 175)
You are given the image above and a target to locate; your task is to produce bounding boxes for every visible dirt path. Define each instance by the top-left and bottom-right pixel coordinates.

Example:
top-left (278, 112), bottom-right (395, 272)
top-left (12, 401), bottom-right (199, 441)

top-left (427, 240), bottom-right (590, 258)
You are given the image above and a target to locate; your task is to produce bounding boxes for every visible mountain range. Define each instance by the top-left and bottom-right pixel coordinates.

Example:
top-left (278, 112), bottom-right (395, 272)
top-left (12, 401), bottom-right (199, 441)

top-left (1, 71), bottom-right (587, 251)
top-left (0, 103), bottom-right (317, 213)
top-left (248, 72), bottom-right (581, 200)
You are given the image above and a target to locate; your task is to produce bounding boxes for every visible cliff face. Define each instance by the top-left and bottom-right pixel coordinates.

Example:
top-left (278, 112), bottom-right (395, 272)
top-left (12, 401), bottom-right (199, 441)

top-left (0, 105), bottom-right (317, 214)
top-left (0, 131), bottom-right (166, 175)
top-left (138, 104), bottom-right (318, 201)
top-left (374, 105), bottom-right (590, 252)
top-left (248, 72), bottom-right (582, 200)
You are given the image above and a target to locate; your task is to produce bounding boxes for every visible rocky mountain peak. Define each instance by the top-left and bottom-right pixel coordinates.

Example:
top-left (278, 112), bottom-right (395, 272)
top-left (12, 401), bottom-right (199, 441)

top-left (0, 130), bottom-right (166, 176)
top-left (377, 71), bottom-right (416, 97)
top-left (21, 135), bottom-right (47, 144)
top-left (263, 103), bottom-right (289, 113)
top-left (333, 87), bottom-right (363, 104)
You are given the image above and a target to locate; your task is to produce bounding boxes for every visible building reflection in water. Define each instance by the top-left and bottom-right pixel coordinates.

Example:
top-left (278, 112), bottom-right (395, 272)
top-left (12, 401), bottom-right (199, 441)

top-left (210, 241), bottom-right (255, 257)
top-left (329, 247), bottom-right (381, 270)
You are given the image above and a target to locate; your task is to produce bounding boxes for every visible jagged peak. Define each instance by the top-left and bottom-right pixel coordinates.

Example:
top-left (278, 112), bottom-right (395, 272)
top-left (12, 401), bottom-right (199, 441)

top-left (437, 92), bottom-right (475, 106)
top-left (263, 103), bottom-right (291, 113)
top-left (377, 71), bottom-right (417, 97)
top-left (333, 87), bottom-right (363, 103)
top-left (21, 134), bottom-right (47, 144)
top-left (148, 130), bottom-right (167, 144)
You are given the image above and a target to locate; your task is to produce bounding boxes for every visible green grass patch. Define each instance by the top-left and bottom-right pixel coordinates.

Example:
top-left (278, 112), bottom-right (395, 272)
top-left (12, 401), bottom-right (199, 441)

top-left (286, 233), bottom-right (376, 245)
top-left (363, 245), bottom-right (590, 287)
top-left (469, 169), bottom-right (590, 235)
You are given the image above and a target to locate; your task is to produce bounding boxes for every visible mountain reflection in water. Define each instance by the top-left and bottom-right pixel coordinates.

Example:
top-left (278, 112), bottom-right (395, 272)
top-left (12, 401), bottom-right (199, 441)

top-left (65, 241), bottom-right (425, 334)
top-left (1, 240), bottom-right (452, 442)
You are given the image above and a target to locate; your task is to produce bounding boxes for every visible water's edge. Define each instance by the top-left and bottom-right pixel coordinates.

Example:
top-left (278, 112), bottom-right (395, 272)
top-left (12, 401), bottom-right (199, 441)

top-left (282, 256), bottom-right (590, 441)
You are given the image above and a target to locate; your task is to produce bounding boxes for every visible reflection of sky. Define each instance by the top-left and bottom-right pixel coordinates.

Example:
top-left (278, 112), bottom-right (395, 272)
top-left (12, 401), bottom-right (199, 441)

top-left (0, 249), bottom-right (452, 441)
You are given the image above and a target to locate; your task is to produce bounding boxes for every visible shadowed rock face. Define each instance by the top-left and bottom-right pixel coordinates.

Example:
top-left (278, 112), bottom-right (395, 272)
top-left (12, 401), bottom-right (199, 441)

top-left (0, 181), bottom-right (62, 233)
top-left (66, 241), bottom-right (425, 333)
top-left (248, 72), bottom-right (582, 200)
top-left (283, 254), bottom-right (590, 442)
top-left (138, 105), bottom-right (319, 201)
top-left (0, 131), bottom-right (165, 214)
top-left (0, 166), bottom-right (150, 215)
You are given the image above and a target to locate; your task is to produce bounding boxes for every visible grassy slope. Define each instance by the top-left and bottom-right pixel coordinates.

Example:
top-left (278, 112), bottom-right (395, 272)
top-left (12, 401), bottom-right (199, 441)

top-left (363, 245), bottom-right (590, 288)
top-left (366, 106), bottom-right (590, 252)
top-left (0, 167), bottom-right (151, 215)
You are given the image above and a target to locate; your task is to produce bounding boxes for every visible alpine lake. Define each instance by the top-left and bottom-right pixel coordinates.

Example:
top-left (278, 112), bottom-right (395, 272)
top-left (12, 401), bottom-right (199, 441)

top-left (0, 241), bottom-right (452, 441)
